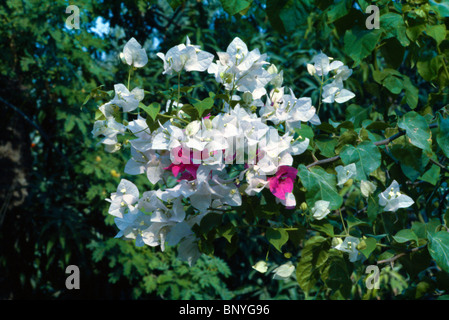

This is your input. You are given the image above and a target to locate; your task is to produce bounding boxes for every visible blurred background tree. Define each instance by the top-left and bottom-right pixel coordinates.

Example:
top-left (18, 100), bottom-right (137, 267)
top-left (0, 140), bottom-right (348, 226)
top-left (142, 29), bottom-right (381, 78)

top-left (1, 0), bottom-right (448, 299)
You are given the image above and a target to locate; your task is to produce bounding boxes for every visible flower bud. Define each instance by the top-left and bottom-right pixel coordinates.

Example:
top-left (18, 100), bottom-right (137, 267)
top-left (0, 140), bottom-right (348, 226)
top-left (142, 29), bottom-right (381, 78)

top-left (185, 120), bottom-right (201, 136)
top-left (332, 237), bottom-right (343, 247)
top-left (203, 118), bottom-right (213, 130)
top-left (300, 202), bottom-right (308, 211)
top-left (242, 91), bottom-right (253, 105)
top-left (344, 178), bottom-right (353, 187)
top-left (119, 52), bottom-right (127, 64)
top-left (356, 240), bottom-right (367, 251)
top-left (307, 63), bottom-right (316, 76)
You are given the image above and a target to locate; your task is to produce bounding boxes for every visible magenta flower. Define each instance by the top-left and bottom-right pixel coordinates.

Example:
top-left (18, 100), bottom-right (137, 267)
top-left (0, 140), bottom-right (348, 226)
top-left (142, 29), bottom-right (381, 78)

top-left (267, 166), bottom-right (298, 200)
top-left (164, 146), bottom-right (201, 181)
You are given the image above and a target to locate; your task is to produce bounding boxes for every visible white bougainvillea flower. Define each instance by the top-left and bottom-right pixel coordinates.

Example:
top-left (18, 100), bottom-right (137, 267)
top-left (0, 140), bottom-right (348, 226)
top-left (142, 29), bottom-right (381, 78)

top-left (252, 261), bottom-right (268, 273)
top-left (138, 197), bottom-right (186, 251)
top-left (360, 180), bottom-right (377, 198)
top-left (124, 146), bottom-right (151, 175)
top-left (311, 200), bottom-right (331, 220)
top-left (322, 80), bottom-right (355, 104)
top-left (208, 37), bottom-right (273, 99)
top-left (127, 116), bottom-right (154, 152)
top-left (378, 180), bottom-right (414, 212)
top-left (151, 121), bottom-right (185, 151)
top-left (110, 84), bottom-right (144, 112)
top-left (114, 207), bottom-right (152, 247)
top-left (91, 118), bottom-right (126, 150)
top-left (121, 38), bottom-right (148, 68)
top-left (157, 36), bottom-right (214, 75)
top-left (334, 236), bottom-right (361, 262)
top-left (245, 175), bottom-right (269, 196)
top-left (267, 64), bottom-right (284, 88)
top-left (335, 163), bottom-right (357, 186)
top-left (289, 136), bottom-right (310, 156)
top-left (106, 179), bottom-right (139, 218)
top-left (272, 261), bottom-right (295, 280)
top-left (124, 147), bottom-right (170, 185)
top-left (260, 88), bottom-right (316, 132)
top-left (334, 65), bottom-right (353, 82)
top-left (285, 96), bottom-right (316, 131)
top-left (310, 52), bottom-right (344, 77)
top-left (209, 175), bottom-right (242, 207)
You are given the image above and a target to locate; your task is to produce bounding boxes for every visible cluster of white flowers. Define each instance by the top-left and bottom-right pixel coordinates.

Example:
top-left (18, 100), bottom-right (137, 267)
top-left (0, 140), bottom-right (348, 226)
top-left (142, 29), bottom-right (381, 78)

top-left (93, 37), bottom-right (320, 265)
top-left (307, 52), bottom-right (355, 104)
top-left (92, 37), bottom-right (414, 266)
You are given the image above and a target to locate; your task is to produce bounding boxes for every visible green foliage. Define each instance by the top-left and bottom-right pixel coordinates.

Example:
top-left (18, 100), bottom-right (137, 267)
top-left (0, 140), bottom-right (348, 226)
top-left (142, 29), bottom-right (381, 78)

top-left (88, 239), bottom-right (234, 299)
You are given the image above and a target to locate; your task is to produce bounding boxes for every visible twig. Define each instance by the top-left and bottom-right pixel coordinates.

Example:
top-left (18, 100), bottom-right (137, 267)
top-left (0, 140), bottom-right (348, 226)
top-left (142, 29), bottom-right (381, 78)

top-left (429, 158), bottom-right (449, 174)
top-left (1, 96), bottom-right (68, 162)
top-left (306, 155), bottom-right (341, 169)
top-left (1, 96), bottom-right (50, 142)
top-left (376, 244), bottom-right (427, 265)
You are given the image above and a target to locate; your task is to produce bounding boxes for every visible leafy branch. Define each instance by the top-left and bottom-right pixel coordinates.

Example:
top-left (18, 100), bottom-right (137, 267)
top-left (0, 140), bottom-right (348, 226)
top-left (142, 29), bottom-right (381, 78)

top-left (306, 123), bottom-right (439, 169)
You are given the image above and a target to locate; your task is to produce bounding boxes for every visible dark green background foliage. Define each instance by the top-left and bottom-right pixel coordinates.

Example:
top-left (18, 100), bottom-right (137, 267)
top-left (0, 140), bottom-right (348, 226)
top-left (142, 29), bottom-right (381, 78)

top-left (1, 0), bottom-right (448, 300)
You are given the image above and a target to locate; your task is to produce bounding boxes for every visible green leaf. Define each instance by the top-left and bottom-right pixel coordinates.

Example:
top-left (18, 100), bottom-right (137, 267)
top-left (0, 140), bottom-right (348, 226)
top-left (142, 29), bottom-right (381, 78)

top-left (428, 231), bottom-right (449, 273)
top-left (296, 236), bottom-right (330, 293)
top-left (398, 111), bottom-right (432, 153)
top-left (297, 165), bottom-right (343, 210)
top-left (320, 250), bottom-right (352, 298)
top-left (345, 104), bottom-right (369, 128)
top-left (359, 237), bottom-right (377, 258)
top-left (266, 0), bottom-right (289, 33)
top-left (402, 77), bottom-right (418, 110)
top-left (217, 224), bottom-right (236, 244)
top-left (167, 0), bottom-right (185, 10)
top-left (436, 113), bottom-right (449, 158)
top-left (373, 68), bottom-right (407, 96)
top-left (278, 0), bottom-right (309, 33)
top-left (295, 124), bottom-right (314, 141)
top-left (327, 0), bottom-right (352, 23)
top-left (192, 97), bottom-right (214, 118)
top-left (140, 102), bottom-right (161, 121)
top-left (406, 22), bottom-right (426, 42)
top-left (310, 219), bottom-right (335, 237)
top-left (430, 0), bottom-right (449, 17)
top-left (390, 143), bottom-right (429, 182)
top-left (380, 13), bottom-right (410, 47)
top-left (393, 229), bottom-right (419, 244)
top-left (419, 164), bottom-right (441, 185)
top-left (267, 0), bottom-right (310, 33)
top-left (417, 57), bottom-right (440, 82)
top-left (346, 215), bottom-right (369, 231)
top-left (64, 115), bottom-right (76, 133)
top-left (367, 195), bottom-right (382, 221)
top-left (335, 129), bottom-right (358, 154)
top-left (219, 0), bottom-right (253, 16)
top-left (339, 141), bottom-right (381, 181)
top-left (315, 135), bottom-right (337, 157)
top-left (412, 219), bottom-right (440, 239)
top-left (266, 228), bottom-right (289, 252)
top-left (344, 27), bottom-right (382, 66)
top-left (425, 24), bottom-right (446, 45)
